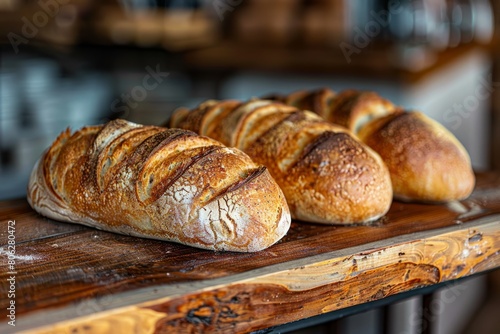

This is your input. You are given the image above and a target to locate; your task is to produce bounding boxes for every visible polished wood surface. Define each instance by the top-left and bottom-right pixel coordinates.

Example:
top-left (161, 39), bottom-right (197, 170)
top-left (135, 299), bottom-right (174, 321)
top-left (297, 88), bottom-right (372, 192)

top-left (1, 173), bottom-right (500, 333)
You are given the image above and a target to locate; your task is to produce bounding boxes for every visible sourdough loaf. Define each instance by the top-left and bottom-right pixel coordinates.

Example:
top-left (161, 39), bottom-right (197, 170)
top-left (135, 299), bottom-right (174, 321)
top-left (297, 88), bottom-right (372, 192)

top-left (273, 88), bottom-right (475, 202)
top-left (171, 100), bottom-right (393, 224)
top-left (27, 119), bottom-right (291, 252)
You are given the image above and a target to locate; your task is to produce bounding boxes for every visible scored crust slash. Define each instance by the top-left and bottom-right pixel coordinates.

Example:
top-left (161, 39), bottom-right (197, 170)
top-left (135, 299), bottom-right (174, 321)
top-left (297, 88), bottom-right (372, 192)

top-left (26, 88), bottom-right (476, 251)
top-left (27, 119), bottom-right (291, 252)
top-left (171, 99), bottom-right (393, 225)
top-left (268, 88), bottom-right (475, 203)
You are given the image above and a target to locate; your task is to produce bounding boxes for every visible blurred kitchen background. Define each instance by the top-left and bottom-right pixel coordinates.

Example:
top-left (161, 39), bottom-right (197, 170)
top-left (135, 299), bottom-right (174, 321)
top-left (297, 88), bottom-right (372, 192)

top-left (0, 1), bottom-right (499, 333)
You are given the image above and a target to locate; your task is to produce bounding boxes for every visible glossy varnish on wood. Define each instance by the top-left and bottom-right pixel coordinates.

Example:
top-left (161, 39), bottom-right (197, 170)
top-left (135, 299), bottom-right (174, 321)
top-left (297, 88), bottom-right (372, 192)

top-left (1, 173), bottom-right (500, 333)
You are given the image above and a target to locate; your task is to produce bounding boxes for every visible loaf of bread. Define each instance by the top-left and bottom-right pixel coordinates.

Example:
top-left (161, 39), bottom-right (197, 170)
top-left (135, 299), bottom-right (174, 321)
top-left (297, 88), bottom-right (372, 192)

top-left (171, 99), bottom-right (393, 225)
top-left (272, 88), bottom-right (475, 202)
top-left (27, 119), bottom-right (291, 252)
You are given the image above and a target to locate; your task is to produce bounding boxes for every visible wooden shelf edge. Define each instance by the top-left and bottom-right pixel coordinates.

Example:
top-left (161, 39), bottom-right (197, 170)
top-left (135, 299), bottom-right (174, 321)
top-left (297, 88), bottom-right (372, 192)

top-left (9, 215), bottom-right (500, 334)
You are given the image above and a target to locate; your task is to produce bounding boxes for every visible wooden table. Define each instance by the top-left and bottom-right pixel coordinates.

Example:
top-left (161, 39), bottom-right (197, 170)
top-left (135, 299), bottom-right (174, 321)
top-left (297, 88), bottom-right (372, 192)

top-left (1, 173), bottom-right (500, 334)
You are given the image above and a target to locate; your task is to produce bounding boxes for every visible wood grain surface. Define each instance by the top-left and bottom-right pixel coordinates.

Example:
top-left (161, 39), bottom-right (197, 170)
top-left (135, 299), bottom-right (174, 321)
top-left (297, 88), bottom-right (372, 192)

top-left (1, 172), bottom-right (500, 333)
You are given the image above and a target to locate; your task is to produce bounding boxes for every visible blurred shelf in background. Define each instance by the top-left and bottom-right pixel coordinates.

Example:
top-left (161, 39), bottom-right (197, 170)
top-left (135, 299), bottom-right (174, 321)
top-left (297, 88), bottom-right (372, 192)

top-left (0, 0), bottom-right (496, 54)
top-left (181, 40), bottom-right (492, 83)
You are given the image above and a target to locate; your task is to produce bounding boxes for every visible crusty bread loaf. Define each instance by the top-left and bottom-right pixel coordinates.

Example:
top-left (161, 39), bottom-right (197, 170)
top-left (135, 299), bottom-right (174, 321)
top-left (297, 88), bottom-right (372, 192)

top-left (357, 111), bottom-right (475, 202)
top-left (171, 99), bottom-right (393, 225)
top-left (272, 89), bottom-right (398, 133)
top-left (27, 119), bottom-right (291, 252)
top-left (272, 88), bottom-right (475, 202)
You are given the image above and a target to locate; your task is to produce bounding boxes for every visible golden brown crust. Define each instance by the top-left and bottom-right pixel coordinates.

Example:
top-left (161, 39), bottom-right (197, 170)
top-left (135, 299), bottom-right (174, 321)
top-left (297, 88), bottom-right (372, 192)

top-left (322, 89), bottom-right (397, 133)
top-left (172, 99), bottom-right (393, 224)
top-left (28, 119), bottom-right (291, 252)
top-left (286, 88), bottom-right (338, 120)
top-left (276, 88), bottom-right (476, 202)
top-left (358, 111), bottom-right (475, 202)
top-left (268, 88), bottom-right (397, 133)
